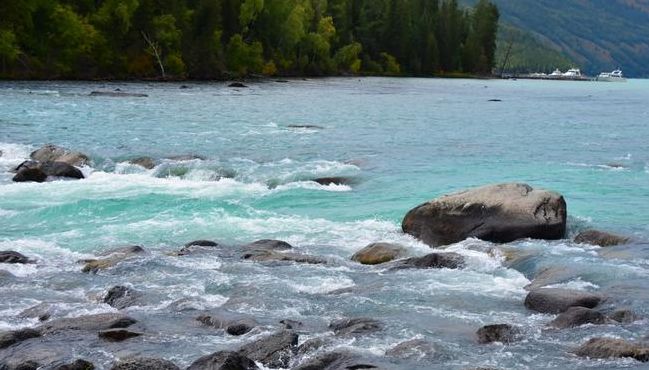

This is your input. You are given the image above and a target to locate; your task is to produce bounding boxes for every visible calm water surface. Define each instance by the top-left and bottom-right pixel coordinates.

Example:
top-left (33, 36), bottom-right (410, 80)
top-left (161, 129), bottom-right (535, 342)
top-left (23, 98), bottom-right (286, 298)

top-left (1, 78), bottom-right (649, 369)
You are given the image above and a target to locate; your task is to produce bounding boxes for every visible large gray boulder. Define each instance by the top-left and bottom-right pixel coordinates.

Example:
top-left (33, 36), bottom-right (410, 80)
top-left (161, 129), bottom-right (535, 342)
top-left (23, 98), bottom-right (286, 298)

top-left (402, 183), bottom-right (567, 247)
top-left (30, 144), bottom-right (89, 166)
top-left (549, 307), bottom-right (606, 328)
top-left (237, 330), bottom-right (298, 368)
top-left (524, 288), bottom-right (602, 314)
top-left (187, 351), bottom-right (259, 370)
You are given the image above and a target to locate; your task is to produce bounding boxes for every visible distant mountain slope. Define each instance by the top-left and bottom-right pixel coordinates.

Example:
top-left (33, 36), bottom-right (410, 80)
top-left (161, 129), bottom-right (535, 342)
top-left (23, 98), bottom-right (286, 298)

top-left (466, 0), bottom-right (649, 77)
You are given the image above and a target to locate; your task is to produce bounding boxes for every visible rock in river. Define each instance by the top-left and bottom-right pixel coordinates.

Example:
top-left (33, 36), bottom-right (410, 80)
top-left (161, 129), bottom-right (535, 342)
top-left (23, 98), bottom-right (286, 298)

top-left (40, 161), bottom-right (84, 179)
top-left (103, 285), bottom-right (141, 309)
top-left (30, 144), bottom-right (89, 166)
top-left (351, 242), bottom-right (408, 265)
top-left (476, 324), bottom-right (519, 344)
top-left (38, 313), bottom-right (136, 334)
top-left (524, 288), bottom-right (602, 314)
top-left (293, 351), bottom-right (379, 370)
top-left (0, 328), bottom-right (41, 349)
top-left (187, 351), bottom-right (259, 370)
top-left (0, 251), bottom-right (32, 264)
top-left (12, 167), bottom-right (47, 182)
top-left (574, 229), bottom-right (630, 247)
top-left (197, 310), bottom-right (256, 336)
top-left (402, 183), bottom-right (567, 247)
top-left (574, 338), bottom-right (649, 362)
top-left (389, 252), bottom-right (464, 270)
top-left (54, 359), bottom-right (95, 370)
top-left (329, 317), bottom-right (382, 336)
top-left (110, 357), bottom-right (179, 370)
top-left (238, 330), bottom-right (298, 368)
top-left (128, 156), bottom-right (156, 169)
top-left (549, 307), bottom-right (606, 328)
top-left (241, 239), bottom-right (325, 264)
top-left (81, 245), bottom-right (146, 273)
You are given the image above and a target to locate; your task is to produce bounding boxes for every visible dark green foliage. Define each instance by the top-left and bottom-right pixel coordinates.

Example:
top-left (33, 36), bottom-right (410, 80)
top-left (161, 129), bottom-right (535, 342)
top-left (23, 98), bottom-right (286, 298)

top-left (0, 0), bottom-right (499, 79)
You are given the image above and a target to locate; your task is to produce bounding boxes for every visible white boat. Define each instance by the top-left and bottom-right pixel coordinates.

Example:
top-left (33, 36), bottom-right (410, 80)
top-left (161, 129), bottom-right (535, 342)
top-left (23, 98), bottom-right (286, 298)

top-left (597, 69), bottom-right (626, 82)
top-left (563, 68), bottom-right (582, 77)
top-left (549, 68), bottom-right (563, 78)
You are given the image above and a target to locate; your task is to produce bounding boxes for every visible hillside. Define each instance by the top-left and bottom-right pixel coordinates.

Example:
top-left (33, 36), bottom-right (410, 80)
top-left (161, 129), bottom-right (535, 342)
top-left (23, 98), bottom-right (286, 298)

top-left (467, 0), bottom-right (649, 77)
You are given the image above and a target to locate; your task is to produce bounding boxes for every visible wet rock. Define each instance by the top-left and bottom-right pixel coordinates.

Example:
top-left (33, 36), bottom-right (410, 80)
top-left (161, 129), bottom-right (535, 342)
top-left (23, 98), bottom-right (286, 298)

top-left (351, 242), bottom-right (408, 265)
top-left (38, 313), bottom-right (136, 334)
top-left (524, 266), bottom-right (579, 291)
top-left (103, 286), bottom-right (140, 309)
top-left (279, 319), bottom-right (302, 330)
top-left (242, 239), bottom-right (293, 252)
top-left (12, 167), bottom-right (47, 182)
top-left (0, 329), bottom-right (41, 349)
top-left (297, 337), bottom-right (328, 355)
top-left (293, 351), bottom-right (378, 370)
top-left (329, 317), bottom-right (382, 336)
top-left (228, 82), bottom-right (248, 88)
top-left (0, 251), bottom-right (32, 264)
top-left (386, 339), bottom-right (440, 359)
top-left (312, 177), bottom-right (353, 186)
top-left (242, 250), bottom-right (326, 264)
top-left (574, 338), bottom-right (649, 362)
top-left (402, 183), bottom-right (567, 247)
top-left (98, 328), bottom-right (142, 342)
top-left (574, 229), bottom-right (630, 247)
top-left (488, 99), bottom-right (502, 102)
top-left (476, 324), bottom-right (518, 344)
top-left (167, 154), bottom-right (205, 161)
top-left (80, 245), bottom-right (145, 273)
top-left (197, 311), bottom-right (256, 336)
top-left (129, 156), bottom-right (156, 169)
top-left (389, 252), bottom-right (464, 270)
top-left (524, 288), bottom-right (602, 314)
top-left (53, 359), bottom-right (95, 370)
top-left (13, 160), bottom-right (40, 173)
top-left (109, 357), bottom-right (179, 370)
top-left (3, 360), bottom-right (40, 370)
top-left (609, 309), bottom-right (639, 323)
top-left (40, 161), bottom-right (84, 179)
top-left (89, 91), bottom-right (148, 98)
top-left (238, 330), bottom-right (298, 368)
top-left (549, 307), bottom-right (606, 328)
top-left (19, 303), bottom-right (53, 321)
top-left (186, 351), bottom-right (259, 370)
top-left (176, 240), bottom-right (221, 256)
top-left (31, 144), bottom-right (89, 166)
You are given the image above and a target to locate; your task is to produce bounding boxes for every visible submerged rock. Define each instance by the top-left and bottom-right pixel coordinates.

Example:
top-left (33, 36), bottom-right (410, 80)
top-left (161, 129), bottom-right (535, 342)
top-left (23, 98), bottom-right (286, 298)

top-left (186, 351), bottom-right (259, 370)
top-left (30, 144), bottom-right (89, 166)
top-left (197, 311), bottom-right (256, 336)
top-left (287, 124), bottom-right (324, 129)
top-left (129, 156), bottom-right (156, 169)
top-left (0, 328), bottom-right (41, 349)
top-left (389, 252), bottom-right (464, 270)
top-left (81, 245), bottom-right (145, 273)
top-left (109, 357), bottom-right (179, 370)
top-left (19, 303), bottom-right (53, 321)
top-left (293, 351), bottom-right (379, 370)
top-left (53, 359), bottom-right (95, 370)
top-left (0, 251), bottom-right (32, 264)
top-left (238, 330), bottom-right (298, 368)
top-left (574, 229), bottom-right (630, 247)
top-left (12, 161), bottom-right (84, 182)
top-left (228, 82), bottom-right (248, 88)
top-left (386, 339), bottom-right (440, 360)
top-left (167, 154), bottom-right (205, 161)
top-left (242, 239), bottom-right (293, 252)
top-left (574, 338), bottom-right (649, 362)
top-left (103, 286), bottom-right (140, 309)
top-left (524, 288), bottom-right (602, 314)
top-left (98, 328), bottom-right (142, 342)
top-left (351, 242), bottom-right (408, 265)
top-left (38, 313), bottom-right (136, 334)
top-left (329, 317), bottom-right (382, 336)
top-left (241, 239), bottom-right (324, 264)
top-left (476, 324), bottom-right (518, 344)
top-left (609, 309), bottom-right (639, 323)
top-left (402, 183), bottom-right (567, 247)
top-left (549, 307), bottom-right (606, 328)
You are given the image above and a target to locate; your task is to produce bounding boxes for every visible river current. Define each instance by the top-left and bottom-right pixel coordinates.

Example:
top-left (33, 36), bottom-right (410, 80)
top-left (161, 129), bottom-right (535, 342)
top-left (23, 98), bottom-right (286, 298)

top-left (1, 78), bottom-right (649, 369)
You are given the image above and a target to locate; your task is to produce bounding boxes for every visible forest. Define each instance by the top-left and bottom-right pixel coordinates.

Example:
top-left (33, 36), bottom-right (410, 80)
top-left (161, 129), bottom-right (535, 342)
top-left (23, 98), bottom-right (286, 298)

top-left (0, 0), bottom-right (499, 80)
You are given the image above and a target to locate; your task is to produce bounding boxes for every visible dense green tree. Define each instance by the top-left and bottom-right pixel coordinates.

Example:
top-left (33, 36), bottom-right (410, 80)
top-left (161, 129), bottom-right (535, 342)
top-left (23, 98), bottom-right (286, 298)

top-left (0, 0), bottom-right (499, 79)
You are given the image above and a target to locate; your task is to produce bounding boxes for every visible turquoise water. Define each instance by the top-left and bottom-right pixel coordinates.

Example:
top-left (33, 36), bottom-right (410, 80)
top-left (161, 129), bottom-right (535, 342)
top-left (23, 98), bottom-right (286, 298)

top-left (1, 78), bottom-right (649, 369)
